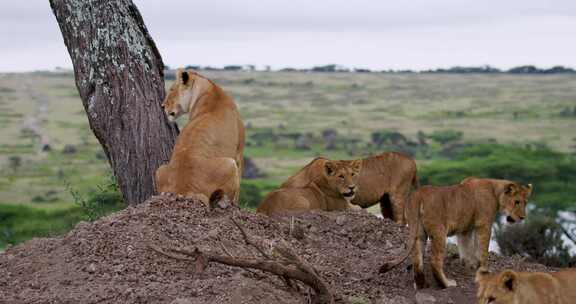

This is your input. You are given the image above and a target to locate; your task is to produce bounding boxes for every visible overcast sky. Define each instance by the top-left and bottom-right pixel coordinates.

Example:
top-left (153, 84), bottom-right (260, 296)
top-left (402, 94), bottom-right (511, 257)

top-left (1, 0), bottom-right (575, 71)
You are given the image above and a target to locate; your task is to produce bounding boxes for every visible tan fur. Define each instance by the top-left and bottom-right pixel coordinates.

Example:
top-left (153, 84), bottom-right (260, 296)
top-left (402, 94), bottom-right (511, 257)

top-left (281, 152), bottom-right (418, 223)
top-left (386, 178), bottom-right (532, 289)
top-left (476, 268), bottom-right (576, 304)
top-left (155, 69), bottom-right (245, 202)
top-left (257, 160), bottom-right (362, 216)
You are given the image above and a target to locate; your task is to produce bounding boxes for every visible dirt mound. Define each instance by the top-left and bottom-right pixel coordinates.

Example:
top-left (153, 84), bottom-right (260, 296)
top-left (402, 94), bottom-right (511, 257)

top-left (0, 195), bottom-right (552, 304)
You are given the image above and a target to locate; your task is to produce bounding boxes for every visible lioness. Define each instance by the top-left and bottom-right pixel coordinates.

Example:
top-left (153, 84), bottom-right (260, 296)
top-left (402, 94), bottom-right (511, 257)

top-left (257, 160), bottom-right (362, 216)
top-left (281, 152), bottom-right (418, 224)
top-left (381, 178), bottom-right (532, 289)
top-left (155, 69), bottom-right (245, 202)
top-left (476, 268), bottom-right (576, 304)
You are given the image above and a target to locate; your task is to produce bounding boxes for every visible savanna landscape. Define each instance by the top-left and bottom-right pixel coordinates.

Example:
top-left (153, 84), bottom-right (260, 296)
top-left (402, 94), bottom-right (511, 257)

top-left (1, 69), bottom-right (576, 303)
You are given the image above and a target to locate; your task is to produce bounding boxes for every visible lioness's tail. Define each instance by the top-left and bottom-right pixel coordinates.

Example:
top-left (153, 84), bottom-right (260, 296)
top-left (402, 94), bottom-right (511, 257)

top-left (379, 191), bottom-right (422, 273)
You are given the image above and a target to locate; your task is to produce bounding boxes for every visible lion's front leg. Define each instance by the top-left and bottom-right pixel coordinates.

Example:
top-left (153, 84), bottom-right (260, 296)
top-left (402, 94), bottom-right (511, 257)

top-left (347, 202), bottom-right (362, 211)
top-left (475, 226), bottom-right (492, 269)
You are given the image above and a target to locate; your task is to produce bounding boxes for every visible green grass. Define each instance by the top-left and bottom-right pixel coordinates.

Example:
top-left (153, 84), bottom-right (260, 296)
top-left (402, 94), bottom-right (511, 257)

top-left (1, 71), bottom-right (576, 248)
top-left (0, 203), bottom-right (83, 249)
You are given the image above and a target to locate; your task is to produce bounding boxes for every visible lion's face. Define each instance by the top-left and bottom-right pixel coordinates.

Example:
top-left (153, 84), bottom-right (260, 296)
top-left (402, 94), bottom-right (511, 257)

top-left (476, 269), bottom-right (518, 304)
top-left (323, 160), bottom-right (362, 201)
top-left (499, 183), bottom-right (532, 223)
top-left (161, 69), bottom-right (198, 122)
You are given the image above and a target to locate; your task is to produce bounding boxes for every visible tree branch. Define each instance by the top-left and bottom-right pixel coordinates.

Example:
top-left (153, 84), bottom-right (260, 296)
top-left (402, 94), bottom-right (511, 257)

top-left (150, 218), bottom-right (334, 304)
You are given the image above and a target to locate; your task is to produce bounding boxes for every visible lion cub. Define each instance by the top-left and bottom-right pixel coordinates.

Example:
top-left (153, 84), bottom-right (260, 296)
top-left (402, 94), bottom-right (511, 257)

top-left (280, 152), bottom-right (419, 224)
top-left (382, 178), bottom-right (532, 289)
top-left (257, 160), bottom-right (362, 216)
top-left (476, 268), bottom-right (576, 304)
top-left (155, 69), bottom-right (245, 203)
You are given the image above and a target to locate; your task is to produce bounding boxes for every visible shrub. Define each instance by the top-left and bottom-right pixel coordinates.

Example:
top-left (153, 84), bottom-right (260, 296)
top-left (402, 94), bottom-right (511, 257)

top-left (65, 174), bottom-right (124, 222)
top-left (495, 214), bottom-right (575, 267)
top-left (428, 129), bottom-right (463, 145)
top-left (239, 183), bottom-right (263, 209)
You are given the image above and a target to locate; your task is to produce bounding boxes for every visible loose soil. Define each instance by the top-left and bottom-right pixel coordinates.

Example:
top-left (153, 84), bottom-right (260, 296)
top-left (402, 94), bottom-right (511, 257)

top-left (0, 195), bottom-right (552, 303)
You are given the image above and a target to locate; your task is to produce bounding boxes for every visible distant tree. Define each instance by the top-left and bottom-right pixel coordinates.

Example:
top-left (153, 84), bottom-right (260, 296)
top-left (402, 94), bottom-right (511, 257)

top-left (544, 66), bottom-right (576, 74)
top-left (508, 65), bottom-right (541, 74)
top-left (416, 130), bottom-right (428, 146)
top-left (371, 131), bottom-right (408, 148)
top-left (8, 156), bottom-right (22, 173)
top-left (428, 130), bottom-right (463, 145)
top-left (50, 0), bottom-right (179, 204)
top-left (312, 64), bottom-right (337, 72)
top-left (224, 65), bottom-right (243, 71)
top-left (250, 129), bottom-right (277, 146)
top-left (294, 133), bottom-right (313, 150)
top-left (321, 129), bottom-right (338, 150)
top-left (311, 64), bottom-right (349, 73)
top-left (425, 65), bottom-right (501, 74)
top-left (242, 157), bottom-right (265, 179)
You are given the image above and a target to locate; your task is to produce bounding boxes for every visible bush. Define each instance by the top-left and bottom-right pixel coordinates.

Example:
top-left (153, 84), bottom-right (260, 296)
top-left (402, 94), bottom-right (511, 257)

top-left (428, 129), bottom-right (463, 145)
top-left (371, 131), bottom-right (407, 148)
top-left (238, 180), bottom-right (278, 210)
top-left (495, 214), bottom-right (575, 267)
top-left (65, 174), bottom-right (124, 222)
top-left (239, 183), bottom-right (262, 209)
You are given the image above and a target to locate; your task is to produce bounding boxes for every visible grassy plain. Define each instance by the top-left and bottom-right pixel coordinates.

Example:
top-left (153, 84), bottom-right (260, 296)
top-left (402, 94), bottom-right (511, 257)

top-left (1, 71), bottom-right (575, 247)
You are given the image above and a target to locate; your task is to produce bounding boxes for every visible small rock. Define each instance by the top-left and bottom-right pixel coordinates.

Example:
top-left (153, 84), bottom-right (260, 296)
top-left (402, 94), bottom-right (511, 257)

top-left (336, 215), bottom-right (346, 225)
top-left (170, 298), bottom-right (193, 304)
top-left (62, 144), bottom-right (77, 154)
top-left (380, 294), bottom-right (411, 304)
top-left (216, 198), bottom-right (231, 209)
top-left (86, 263), bottom-right (96, 274)
top-left (415, 291), bottom-right (436, 304)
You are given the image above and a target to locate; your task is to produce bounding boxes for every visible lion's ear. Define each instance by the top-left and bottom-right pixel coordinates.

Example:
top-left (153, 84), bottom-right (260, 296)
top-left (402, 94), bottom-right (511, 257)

top-left (324, 162), bottom-right (336, 176)
top-left (475, 267), bottom-right (490, 283)
top-left (499, 270), bottom-right (517, 292)
top-left (181, 70), bottom-right (190, 85)
top-left (504, 183), bottom-right (518, 195)
top-left (523, 184), bottom-right (533, 196)
top-left (352, 160), bottom-right (362, 172)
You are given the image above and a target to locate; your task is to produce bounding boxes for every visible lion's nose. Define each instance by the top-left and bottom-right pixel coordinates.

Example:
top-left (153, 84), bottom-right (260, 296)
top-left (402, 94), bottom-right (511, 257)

top-left (348, 185), bottom-right (356, 191)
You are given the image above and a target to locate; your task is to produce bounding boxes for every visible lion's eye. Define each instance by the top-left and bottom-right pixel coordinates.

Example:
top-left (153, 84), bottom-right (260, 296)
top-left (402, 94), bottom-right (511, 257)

top-left (338, 175), bottom-right (344, 179)
top-left (351, 173), bottom-right (356, 176)
top-left (487, 296), bottom-right (496, 303)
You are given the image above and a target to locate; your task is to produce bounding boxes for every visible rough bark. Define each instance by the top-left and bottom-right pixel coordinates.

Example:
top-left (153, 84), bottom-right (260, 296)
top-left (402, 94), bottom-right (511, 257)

top-left (49, 0), bottom-right (178, 204)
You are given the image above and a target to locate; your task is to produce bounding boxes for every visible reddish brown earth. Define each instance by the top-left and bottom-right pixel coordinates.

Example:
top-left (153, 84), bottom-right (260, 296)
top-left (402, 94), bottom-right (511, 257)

top-left (0, 195), bottom-right (552, 304)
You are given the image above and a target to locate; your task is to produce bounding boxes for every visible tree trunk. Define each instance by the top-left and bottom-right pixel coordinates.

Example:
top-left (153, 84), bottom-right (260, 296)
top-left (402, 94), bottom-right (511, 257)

top-left (49, 0), bottom-right (178, 204)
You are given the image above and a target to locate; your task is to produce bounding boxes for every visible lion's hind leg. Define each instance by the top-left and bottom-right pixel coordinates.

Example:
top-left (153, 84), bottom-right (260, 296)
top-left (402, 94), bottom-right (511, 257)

top-left (258, 189), bottom-right (311, 216)
top-left (412, 227), bottom-right (427, 289)
top-left (430, 226), bottom-right (457, 288)
top-left (155, 164), bottom-right (172, 194)
top-left (203, 157), bottom-right (240, 205)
